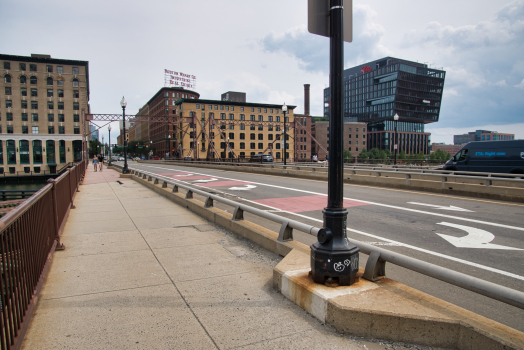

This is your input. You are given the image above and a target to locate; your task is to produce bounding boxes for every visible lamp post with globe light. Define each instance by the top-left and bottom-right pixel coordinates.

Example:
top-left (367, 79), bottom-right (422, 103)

top-left (394, 113), bottom-right (399, 166)
top-left (282, 103), bottom-right (287, 165)
top-left (121, 97), bottom-right (129, 174)
top-left (108, 124), bottom-right (112, 166)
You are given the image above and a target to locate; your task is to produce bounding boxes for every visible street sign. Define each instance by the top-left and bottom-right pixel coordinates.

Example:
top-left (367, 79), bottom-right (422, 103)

top-left (308, 0), bottom-right (353, 42)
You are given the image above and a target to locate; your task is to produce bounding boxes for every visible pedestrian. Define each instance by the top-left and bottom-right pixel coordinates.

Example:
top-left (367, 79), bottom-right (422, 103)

top-left (93, 154), bottom-right (98, 171)
top-left (98, 154), bottom-right (104, 171)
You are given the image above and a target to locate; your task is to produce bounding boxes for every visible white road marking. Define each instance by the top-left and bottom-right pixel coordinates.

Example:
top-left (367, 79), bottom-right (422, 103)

top-left (144, 164), bottom-right (524, 232)
top-left (408, 202), bottom-right (474, 212)
top-left (436, 222), bottom-right (523, 250)
top-left (192, 178), bottom-right (219, 183)
top-left (228, 185), bottom-right (257, 190)
top-left (131, 166), bottom-right (524, 281)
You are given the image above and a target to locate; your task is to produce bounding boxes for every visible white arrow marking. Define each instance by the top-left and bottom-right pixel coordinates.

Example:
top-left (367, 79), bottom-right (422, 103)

top-left (192, 178), bottom-right (219, 183)
top-left (408, 202), bottom-right (474, 212)
top-left (171, 174), bottom-right (194, 177)
top-left (436, 222), bottom-right (523, 250)
top-left (228, 185), bottom-right (257, 190)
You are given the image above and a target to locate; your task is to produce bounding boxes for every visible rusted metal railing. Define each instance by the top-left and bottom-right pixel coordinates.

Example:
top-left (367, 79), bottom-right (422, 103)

top-left (0, 161), bottom-right (86, 350)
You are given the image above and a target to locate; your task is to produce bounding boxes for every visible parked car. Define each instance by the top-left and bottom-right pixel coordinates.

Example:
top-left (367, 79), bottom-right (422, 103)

top-left (249, 153), bottom-right (273, 163)
top-left (183, 156), bottom-right (193, 160)
top-left (118, 157), bottom-right (125, 161)
top-left (152, 156), bottom-right (161, 160)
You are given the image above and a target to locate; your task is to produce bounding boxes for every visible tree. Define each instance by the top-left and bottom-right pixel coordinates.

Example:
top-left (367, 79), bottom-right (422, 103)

top-left (430, 149), bottom-right (452, 161)
top-left (343, 149), bottom-right (352, 159)
top-left (398, 150), bottom-right (407, 159)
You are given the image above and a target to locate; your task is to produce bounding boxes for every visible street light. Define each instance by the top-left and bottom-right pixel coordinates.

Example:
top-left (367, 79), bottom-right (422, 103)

top-left (394, 113), bottom-right (399, 166)
top-left (282, 103), bottom-right (287, 165)
top-left (149, 140), bottom-right (152, 159)
top-left (120, 96), bottom-right (129, 174)
top-left (102, 135), bottom-right (105, 159)
top-left (108, 125), bottom-right (112, 165)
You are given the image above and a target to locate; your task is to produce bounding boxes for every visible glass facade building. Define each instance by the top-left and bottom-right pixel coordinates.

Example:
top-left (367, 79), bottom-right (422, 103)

top-left (324, 57), bottom-right (446, 155)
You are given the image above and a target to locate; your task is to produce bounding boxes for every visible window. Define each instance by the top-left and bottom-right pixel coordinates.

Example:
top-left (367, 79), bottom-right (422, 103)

top-left (21, 87), bottom-right (27, 96)
top-left (74, 126), bottom-right (80, 134)
top-left (258, 108), bottom-right (261, 113)
top-left (58, 114), bottom-right (64, 122)
top-left (250, 143), bottom-right (255, 149)
top-left (58, 102), bottom-right (64, 109)
top-left (363, 128), bottom-right (366, 132)
top-left (21, 100), bottom-right (27, 109)
top-left (20, 75), bottom-right (26, 84)
top-left (21, 113), bottom-right (28, 121)
top-left (268, 126), bottom-right (273, 131)
top-left (214, 105), bottom-right (218, 110)
top-left (229, 114), bottom-right (234, 120)
top-left (258, 125), bottom-right (263, 131)
top-left (220, 142), bottom-right (226, 149)
top-left (250, 115), bottom-right (255, 121)
top-left (240, 142), bottom-right (245, 149)
top-left (33, 140), bottom-right (42, 164)
top-left (363, 141), bottom-right (366, 145)
top-left (268, 116), bottom-right (273, 122)
top-left (5, 87), bottom-right (11, 95)
top-left (258, 134), bottom-right (263, 140)
top-left (7, 126), bottom-right (13, 133)
top-left (73, 102), bottom-right (79, 110)
top-left (47, 89), bottom-right (53, 97)
top-left (240, 124), bottom-right (245, 130)
top-left (220, 113), bottom-right (225, 119)
top-left (268, 134), bottom-right (273, 140)
top-left (30, 64), bottom-right (37, 71)
top-left (250, 133), bottom-right (255, 140)
top-left (229, 124), bottom-right (234, 130)
top-left (72, 78), bottom-right (79, 87)
top-left (250, 125), bottom-right (255, 131)
top-left (22, 126), bottom-right (28, 134)
top-left (251, 107), bottom-right (254, 112)
top-left (73, 114), bottom-right (79, 122)
top-left (6, 113), bottom-right (13, 121)
top-left (348, 134), bottom-right (351, 138)
top-left (5, 100), bottom-right (12, 108)
top-left (31, 88), bottom-right (37, 97)
top-left (240, 133), bottom-right (245, 140)
top-left (356, 128), bottom-right (359, 132)
top-left (240, 114), bottom-right (245, 120)
top-left (30, 76), bottom-right (37, 84)
top-left (348, 141), bottom-right (352, 145)
top-left (3, 62), bottom-right (10, 69)
top-left (31, 101), bottom-right (38, 109)
top-left (48, 101), bottom-right (54, 109)
top-left (57, 78), bottom-right (64, 86)
top-left (57, 66), bottom-right (63, 74)
top-left (32, 126), bottom-right (39, 134)
top-left (228, 133), bottom-right (234, 139)
top-left (276, 116), bottom-right (280, 122)
top-left (220, 105), bottom-right (224, 110)
top-left (258, 143), bottom-right (263, 149)
top-left (46, 65), bottom-right (53, 73)
top-left (48, 126), bottom-right (54, 134)
top-left (231, 106), bottom-right (234, 111)
top-left (48, 114), bottom-right (54, 122)
top-left (19, 63), bottom-right (26, 71)
top-left (58, 89), bottom-right (63, 97)
top-left (258, 115), bottom-right (263, 121)
top-left (59, 126), bottom-right (65, 134)
top-left (240, 107), bottom-right (244, 112)
top-left (31, 113), bottom-right (38, 122)
top-left (72, 67), bottom-right (79, 74)
top-left (47, 77), bottom-right (53, 85)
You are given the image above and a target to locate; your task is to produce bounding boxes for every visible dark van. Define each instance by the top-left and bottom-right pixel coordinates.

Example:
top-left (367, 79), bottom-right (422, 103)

top-left (443, 140), bottom-right (524, 174)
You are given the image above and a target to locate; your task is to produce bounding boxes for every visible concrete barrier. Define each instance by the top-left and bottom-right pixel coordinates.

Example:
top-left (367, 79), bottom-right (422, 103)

top-left (127, 171), bottom-right (524, 349)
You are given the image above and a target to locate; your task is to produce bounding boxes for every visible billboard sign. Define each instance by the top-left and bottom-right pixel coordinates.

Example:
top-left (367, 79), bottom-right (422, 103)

top-left (164, 69), bottom-right (197, 89)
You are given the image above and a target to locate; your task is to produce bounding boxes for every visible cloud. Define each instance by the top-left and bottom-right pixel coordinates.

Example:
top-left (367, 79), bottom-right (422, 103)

top-left (260, 4), bottom-right (391, 73)
top-left (515, 79), bottom-right (524, 89)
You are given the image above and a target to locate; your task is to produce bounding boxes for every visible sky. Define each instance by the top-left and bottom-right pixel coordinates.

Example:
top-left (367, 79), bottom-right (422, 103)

top-left (1, 0), bottom-right (523, 145)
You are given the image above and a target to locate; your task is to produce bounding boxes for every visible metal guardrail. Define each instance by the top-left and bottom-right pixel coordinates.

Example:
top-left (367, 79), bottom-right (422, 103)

top-left (0, 159), bottom-right (87, 350)
top-left (125, 166), bottom-right (524, 310)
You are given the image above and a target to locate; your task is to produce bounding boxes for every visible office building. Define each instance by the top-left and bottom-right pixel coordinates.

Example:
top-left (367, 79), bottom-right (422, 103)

top-left (313, 121), bottom-right (367, 160)
top-left (221, 91), bottom-right (246, 103)
top-left (1, 53), bottom-right (89, 174)
top-left (454, 130), bottom-right (515, 145)
top-left (430, 143), bottom-right (462, 155)
top-left (324, 57), bottom-right (446, 155)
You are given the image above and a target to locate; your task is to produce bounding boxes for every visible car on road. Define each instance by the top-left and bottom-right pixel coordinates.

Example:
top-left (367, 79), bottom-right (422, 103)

top-left (152, 156), bottom-right (160, 160)
top-left (249, 153), bottom-right (273, 163)
top-left (118, 157), bottom-right (125, 161)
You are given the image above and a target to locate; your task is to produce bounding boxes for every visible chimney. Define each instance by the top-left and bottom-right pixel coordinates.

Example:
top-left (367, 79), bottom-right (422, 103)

top-left (304, 84), bottom-right (310, 116)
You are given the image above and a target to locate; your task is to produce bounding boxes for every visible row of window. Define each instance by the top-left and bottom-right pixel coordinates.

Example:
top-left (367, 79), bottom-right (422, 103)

top-left (3, 62), bottom-right (79, 75)
top-left (0, 113), bottom-right (80, 122)
top-left (0, 125), bottom-right (80, 134)
top-left (163, 91), bottom-right (193, 99)
top-left (3, 87), bottom-right (76, 98)
top-left (188, 142), bottom-right (288, 151)
top-left (1, 100), bottom-right (80, 110)
top-left (4, 74), bottom-right (79, 87)
top-left (214, 113), bottom-right (287, 122)
top-left (0, 139), bottom-right (81, 165)
top-left (196, 104), bottom-right (281, 114)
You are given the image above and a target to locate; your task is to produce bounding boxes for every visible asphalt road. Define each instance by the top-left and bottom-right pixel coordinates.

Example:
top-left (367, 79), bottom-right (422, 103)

top-left (116, 161), bottom-right (524, 332)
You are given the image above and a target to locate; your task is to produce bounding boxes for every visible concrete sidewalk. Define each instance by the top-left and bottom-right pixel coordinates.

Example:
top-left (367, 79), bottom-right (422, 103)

top-left (20, 164), bottom-right (418, 350)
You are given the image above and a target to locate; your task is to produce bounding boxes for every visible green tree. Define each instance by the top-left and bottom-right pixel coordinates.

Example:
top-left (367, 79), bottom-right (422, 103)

top-left (398, 150), bottom-right (407, 159)
top-left (430, 149), bottom-right (452, 160)
top-left (343, 149), bottom-right (352, 159)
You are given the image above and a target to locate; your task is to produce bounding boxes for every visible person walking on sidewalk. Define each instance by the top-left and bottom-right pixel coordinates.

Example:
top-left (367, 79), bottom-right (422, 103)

top-left (98, 154), bottom-right (104, 171)
top-left (93, 154), bottom-right (99, 172)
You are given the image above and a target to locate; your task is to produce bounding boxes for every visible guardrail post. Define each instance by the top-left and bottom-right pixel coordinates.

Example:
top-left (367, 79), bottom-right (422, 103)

top-left (67, 169), bottom-right (76, 209)
top-left (204, 196), bottom-right (213, 208)
top-left (154, 178), bottom-right (159, 185)
top-left (486, 179), bottom-right (492, 187)
top-left (232, 206), bottom-right (243, 221)
top-left (162, 181), bottom-right (168, 188)
top-left (148, 176), bottom-right (152, 182)
top-left (47, 178), bottom-right (65, 250)
top-left (363, 251), bottom-right (385, 281)
top-left (142, 174), bottom-right (147, 179)
top-left (172, 185), bottom-right (179, 193)
top-left (277, 221), bottom-right (293, 242)
top-left (185, 190), bottom-right (193, 199)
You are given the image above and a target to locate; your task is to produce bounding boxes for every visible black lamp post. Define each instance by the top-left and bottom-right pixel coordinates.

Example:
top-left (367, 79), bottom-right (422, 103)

top-left (310, 0), bottom-right (359, 287)
top-left (108, 124), bottom-right (112, 166)
top-left (282, 103), bottom-right (287, 165)
top-left (121, 96), bottom-right (129, 174)
top-left (394, 113), bottom-right (399, 166)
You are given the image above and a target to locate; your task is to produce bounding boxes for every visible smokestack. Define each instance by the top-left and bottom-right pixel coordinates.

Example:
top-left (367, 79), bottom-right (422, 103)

top-left (304, 84), bottom-right (310, 116)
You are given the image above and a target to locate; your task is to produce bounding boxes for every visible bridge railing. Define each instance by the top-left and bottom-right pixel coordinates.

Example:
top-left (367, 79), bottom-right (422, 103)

top-left (0, 160), bottom-right (86, 350)
top-left (126, 166), bottom-right (524, 312)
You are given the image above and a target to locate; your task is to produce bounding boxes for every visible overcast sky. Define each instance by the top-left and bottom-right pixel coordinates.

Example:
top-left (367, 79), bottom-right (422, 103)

top-left (2, 0), bottom-right (522, 145)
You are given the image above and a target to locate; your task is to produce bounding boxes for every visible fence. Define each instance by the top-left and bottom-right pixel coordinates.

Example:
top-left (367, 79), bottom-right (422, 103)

top-left (123, 166), bottom-right (524, 311)
top-left (0, 160), bottom-right (86, 350)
